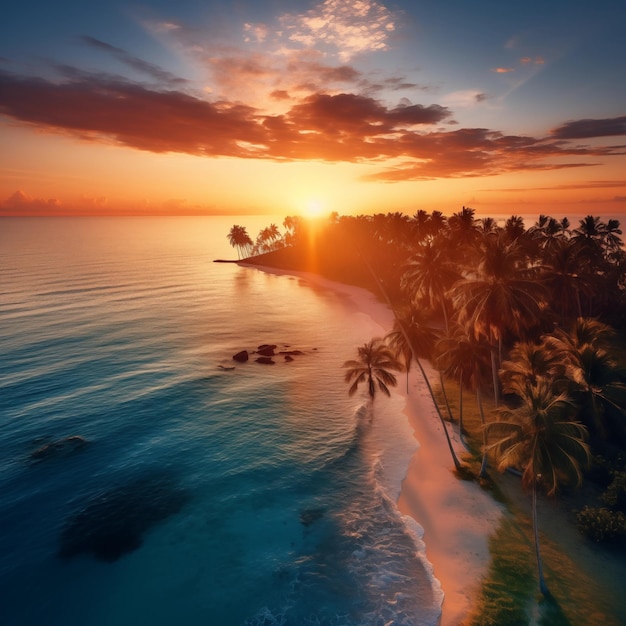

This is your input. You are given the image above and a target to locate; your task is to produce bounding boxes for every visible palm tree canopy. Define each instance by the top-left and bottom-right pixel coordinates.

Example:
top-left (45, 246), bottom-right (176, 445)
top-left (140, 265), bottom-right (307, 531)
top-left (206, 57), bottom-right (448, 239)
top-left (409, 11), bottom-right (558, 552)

top-left (499, 341), bottom-right (561, 392)
top-left (387, 306), bottom-right (438, 361)
top-left (436, 323), bottom-right (491, 390)
top-left (451, 236), bottom-right (547, 343)
top-left (343, 338), bottom-right (401, 399)
top-left (486, 378), bottom-right (590, 495)
top-left (227, 225), bottom-right (254, 258)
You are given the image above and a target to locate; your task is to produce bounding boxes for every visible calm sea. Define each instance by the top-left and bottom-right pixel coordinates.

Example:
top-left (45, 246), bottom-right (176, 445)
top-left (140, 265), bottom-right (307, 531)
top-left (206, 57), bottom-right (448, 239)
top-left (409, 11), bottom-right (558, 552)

top-left (0, 217), bottom-right (441, 626)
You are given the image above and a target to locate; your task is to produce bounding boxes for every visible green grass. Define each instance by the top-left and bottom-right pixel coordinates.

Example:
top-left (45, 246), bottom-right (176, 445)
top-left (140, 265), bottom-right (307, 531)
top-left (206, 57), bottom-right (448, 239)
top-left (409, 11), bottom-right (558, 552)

top-left (466, 516), bottom-right (534, 626)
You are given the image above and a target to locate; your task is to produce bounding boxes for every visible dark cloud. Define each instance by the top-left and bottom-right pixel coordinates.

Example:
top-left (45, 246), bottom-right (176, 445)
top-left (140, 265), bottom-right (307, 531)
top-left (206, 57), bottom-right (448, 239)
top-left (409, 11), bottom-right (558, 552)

top-left (551, 116), bottom-right (626, 139)
top-left (0, 71), bottom-right (266, 156)
top-left (81, 36), bottom-right (188, 87)
top-left (270, 89), bottom-right (291, 100)
top-left (284, 93), bottom-right (450, 136)
top-left (1, 70), bottom-right (624, 181)
top-left (487, 180), bottom-right (626, 192)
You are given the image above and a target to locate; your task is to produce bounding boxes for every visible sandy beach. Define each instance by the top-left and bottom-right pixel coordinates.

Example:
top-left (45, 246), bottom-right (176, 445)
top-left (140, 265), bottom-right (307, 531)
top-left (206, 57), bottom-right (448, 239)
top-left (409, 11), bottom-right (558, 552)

top-left (243, 263), bottom-right (504, 626)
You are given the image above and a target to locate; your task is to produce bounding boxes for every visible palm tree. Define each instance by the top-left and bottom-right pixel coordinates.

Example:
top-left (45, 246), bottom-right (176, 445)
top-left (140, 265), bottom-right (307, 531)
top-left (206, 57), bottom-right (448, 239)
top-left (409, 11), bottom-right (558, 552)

top-left (362, 253), bottom-right (464, 471)
top-left (503, 215), bottom-right (526, 243)
top-left (447, 206), bottom-right (481, 250)
top-left (529, 214), bottom-right (570, 259)
top-left (538, 241), bottom-right (591, 321)
top-left (386, 306), bottom-right (438, 393)
top-left (227, 225), bottom-right (253, 259)
top-left (486, 378), bottom-right (590, 595)
top-left (410, 209), bottom-right (432, 243)
top-left (451, 234), bottom-right (547, 405)
top-left (478, 217), bottom-right (498, 237)
top-left (401, 241), bottom-right (461, 332)
top-left (387, 311), bottom-right (463, 471)
top-left (343, 339), bottom-right (401, 402)
top-left (544, 319), bottom-right (626, 442)
top-left (499, 341), bottom-right (560, 392)
top-left (436, 324), bottom-right (491, 454)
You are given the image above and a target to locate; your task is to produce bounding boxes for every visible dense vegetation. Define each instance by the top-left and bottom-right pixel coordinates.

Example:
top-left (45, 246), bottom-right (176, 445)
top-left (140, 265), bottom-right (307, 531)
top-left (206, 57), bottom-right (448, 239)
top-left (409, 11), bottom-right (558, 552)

top-left (231, 208), bottom-right (626, 450)
top-left (229, 208), bottom-right (626, 609)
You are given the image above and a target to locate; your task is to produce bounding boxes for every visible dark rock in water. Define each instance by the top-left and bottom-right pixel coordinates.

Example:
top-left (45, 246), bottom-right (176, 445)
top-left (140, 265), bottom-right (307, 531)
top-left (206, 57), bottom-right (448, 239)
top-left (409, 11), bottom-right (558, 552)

top-left (257, 344), bottom-right (277, 356)
top-left (30, 435), bottom-right (89, 462)
top-left (233, 350), bottom-right (249, 362)
top-left (58, 474), bottom-right (189, 562)
top-left (284, 355), bottom-right (294, 362)
top-left (279, 350), bottom-right (304, 356)
top-left (258, 344), bottom-right (277, 351)
top-left (256, 356), bottom-right (275, 365)
top-left (300, 508), bottom-right (325, 527)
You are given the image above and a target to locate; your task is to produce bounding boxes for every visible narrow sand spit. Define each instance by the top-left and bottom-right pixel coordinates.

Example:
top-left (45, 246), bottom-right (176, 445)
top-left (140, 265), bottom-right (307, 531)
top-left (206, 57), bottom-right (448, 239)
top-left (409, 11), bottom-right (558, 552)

top-left (242, 263), bottom-right (504, 626)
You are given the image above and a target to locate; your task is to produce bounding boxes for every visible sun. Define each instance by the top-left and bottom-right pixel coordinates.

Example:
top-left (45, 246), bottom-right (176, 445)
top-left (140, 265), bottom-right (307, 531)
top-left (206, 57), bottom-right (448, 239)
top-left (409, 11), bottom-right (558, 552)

top-left (304, 199), bottom-right (327, 218)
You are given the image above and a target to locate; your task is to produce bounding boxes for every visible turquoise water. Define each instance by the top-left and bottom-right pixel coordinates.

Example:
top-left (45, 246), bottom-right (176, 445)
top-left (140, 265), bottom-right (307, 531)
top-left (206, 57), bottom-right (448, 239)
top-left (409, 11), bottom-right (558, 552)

top-left (0, 217), bottom-right (441, 625)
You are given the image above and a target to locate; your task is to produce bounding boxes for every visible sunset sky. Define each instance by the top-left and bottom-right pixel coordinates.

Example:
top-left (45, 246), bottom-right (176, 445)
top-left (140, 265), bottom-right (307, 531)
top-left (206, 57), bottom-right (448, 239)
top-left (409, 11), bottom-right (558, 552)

top-left (1, 0), bottom-right (625, 217)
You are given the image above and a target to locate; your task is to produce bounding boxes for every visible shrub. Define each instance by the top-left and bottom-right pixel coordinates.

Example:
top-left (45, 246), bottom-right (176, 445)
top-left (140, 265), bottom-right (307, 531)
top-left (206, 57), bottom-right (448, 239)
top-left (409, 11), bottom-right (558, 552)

top-left (601, 471), bottom-right (626, 512)
top-left (576, 506), bottom-right (626, 543)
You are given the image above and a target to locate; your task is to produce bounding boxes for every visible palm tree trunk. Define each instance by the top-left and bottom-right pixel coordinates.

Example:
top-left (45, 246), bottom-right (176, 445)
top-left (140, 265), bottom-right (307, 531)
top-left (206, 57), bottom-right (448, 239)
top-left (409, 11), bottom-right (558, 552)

top-left (477, 386), bottom-right (488, 477)
top-left (439, 370), bottom-right (455, 422)
top-left (414, 356), bottom-right (463, 471)
top-left (458, 373), bottom-right (469, 450)
top-left (532, 484), bottom-right (550, 596)
top-left (490, 346), bottom-right (500, 407)
top-left (362, 255), bottom-right (463, 471)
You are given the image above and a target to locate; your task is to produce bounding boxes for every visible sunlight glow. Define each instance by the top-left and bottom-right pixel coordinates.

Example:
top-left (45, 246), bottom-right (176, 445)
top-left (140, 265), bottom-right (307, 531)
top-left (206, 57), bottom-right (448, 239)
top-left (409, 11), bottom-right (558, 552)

top-left (304, 199), bottom-right (327, 218)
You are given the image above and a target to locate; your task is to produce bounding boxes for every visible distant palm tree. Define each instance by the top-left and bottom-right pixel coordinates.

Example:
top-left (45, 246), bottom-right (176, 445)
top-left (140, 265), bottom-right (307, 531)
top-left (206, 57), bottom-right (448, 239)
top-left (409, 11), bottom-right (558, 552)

top-left (343, 339), bottom-right (401, 402)
top-left (486, 378), bottom-right (590, 596)
top-left (410, 209), bottom-right (432, 243)
top-left (503, 215), bottom-right (526, 244)
top-left (227, 225), bottom-right (253, 259)
top-left (447, 206), bottom-right (481, 250)
top-left (529, 214), bottom-right (570, 259)
top-left (267, 223), bottom-right (281, 242)
top-left (437, 324), bottom-right (491, 461)
top-left (478, 217), bottom-right (498, 236)
top-left (451, 234), bottom-right (547, 405)
top-left (386, 306), bottom-right (438, 393)
top-left (401, 241), bottom-right (460, 332)
top-left (538, 241), bottom-right (591, 321)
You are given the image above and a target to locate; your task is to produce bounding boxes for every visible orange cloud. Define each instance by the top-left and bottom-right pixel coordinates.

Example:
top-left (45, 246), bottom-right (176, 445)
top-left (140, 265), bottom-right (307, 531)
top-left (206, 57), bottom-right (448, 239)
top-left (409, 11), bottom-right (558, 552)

top-left (0, 190), bottom-right (62, 214)
top-left (492, 67), bottom-right (515, 73)
top-left (485, 180), bottom-right (626, 192)
top-left (1, 71), bottom-right (624, 183)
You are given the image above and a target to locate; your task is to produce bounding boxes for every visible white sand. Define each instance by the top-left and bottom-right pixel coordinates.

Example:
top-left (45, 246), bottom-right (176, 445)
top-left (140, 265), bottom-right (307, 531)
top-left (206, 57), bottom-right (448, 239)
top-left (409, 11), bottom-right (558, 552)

top-left (240, 263), bottom-right (504, 625)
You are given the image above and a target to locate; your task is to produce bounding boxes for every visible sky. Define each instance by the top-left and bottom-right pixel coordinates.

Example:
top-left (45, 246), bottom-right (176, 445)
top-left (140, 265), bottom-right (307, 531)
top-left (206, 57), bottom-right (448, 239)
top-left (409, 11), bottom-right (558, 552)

top-left (1, 0), bottom-right (625, 218)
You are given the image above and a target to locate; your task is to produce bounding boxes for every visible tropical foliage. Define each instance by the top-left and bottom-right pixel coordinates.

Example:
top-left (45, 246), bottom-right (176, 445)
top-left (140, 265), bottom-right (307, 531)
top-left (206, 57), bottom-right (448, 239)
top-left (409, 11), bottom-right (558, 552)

top-left (342, 338), bottom-right (401, 401)
top-left (231, 207), bottom-right (626, 621)
top-left (485, 378), bottom-right (590, 594)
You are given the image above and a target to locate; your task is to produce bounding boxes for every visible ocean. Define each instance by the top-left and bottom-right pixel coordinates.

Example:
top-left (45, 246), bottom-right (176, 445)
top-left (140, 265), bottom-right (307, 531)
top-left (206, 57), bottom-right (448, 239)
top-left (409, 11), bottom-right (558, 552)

top-left (0, 217), bottom-right (441, 626)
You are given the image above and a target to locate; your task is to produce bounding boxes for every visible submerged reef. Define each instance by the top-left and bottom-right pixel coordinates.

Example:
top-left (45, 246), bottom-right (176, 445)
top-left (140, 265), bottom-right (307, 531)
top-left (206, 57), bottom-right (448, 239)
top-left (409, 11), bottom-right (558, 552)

top-left (58, 473), bottom-right (189, 562)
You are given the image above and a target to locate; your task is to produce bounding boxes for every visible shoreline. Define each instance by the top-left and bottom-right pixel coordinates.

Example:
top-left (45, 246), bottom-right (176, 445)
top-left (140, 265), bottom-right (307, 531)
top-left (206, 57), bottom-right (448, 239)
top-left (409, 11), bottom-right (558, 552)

top-left (239, 261), bottom-right (504, 626)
